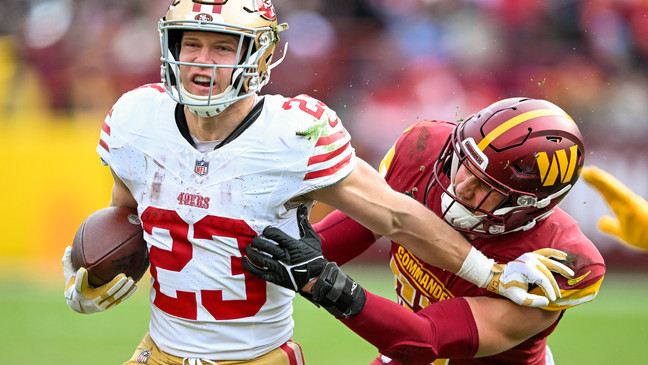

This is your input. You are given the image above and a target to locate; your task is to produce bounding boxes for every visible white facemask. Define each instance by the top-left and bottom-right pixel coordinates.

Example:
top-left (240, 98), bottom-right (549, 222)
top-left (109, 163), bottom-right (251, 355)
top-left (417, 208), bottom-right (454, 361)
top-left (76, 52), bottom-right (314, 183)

top-left (178, 82), bottom-right (239, 118)
top-left (440, 184), bottom-right (487, 232)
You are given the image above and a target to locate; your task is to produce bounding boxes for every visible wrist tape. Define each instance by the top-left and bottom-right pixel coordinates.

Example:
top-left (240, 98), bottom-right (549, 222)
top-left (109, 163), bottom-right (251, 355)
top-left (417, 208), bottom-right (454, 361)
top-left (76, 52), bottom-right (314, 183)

top-left (456, 246), bottom-right (495, 288)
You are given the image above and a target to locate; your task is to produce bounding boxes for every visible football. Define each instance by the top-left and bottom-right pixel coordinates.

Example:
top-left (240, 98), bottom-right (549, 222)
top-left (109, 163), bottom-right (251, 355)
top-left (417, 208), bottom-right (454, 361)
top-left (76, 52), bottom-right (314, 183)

top-left (71, 206), bottom-right (149, 288)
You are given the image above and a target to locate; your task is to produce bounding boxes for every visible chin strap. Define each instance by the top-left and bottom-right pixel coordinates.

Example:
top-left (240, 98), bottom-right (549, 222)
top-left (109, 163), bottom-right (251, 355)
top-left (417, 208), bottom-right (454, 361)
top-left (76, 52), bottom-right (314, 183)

top-left (179, 83), bottom-right (239, 117)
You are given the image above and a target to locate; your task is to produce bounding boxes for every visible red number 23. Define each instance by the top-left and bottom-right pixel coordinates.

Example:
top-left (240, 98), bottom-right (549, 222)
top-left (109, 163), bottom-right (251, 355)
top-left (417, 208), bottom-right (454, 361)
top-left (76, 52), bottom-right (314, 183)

top-left (140, 207), bottom-right (267, 320)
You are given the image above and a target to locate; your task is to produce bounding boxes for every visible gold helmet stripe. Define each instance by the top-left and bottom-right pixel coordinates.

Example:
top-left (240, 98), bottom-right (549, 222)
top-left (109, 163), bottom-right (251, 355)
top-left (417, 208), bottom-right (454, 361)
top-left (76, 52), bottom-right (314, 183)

top-left (477, 109), bottom-right (574, 151)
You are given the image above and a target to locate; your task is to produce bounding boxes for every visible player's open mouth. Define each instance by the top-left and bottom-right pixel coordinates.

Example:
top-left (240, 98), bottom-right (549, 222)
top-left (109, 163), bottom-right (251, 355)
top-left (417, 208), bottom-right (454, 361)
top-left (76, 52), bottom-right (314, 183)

top-left (193, 75), bottom-right (214, 88)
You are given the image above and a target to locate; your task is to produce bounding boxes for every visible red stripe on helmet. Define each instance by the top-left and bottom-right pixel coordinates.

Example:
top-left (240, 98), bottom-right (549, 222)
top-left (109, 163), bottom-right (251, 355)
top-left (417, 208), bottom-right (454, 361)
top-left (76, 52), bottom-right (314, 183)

top-left (193, 4), bottom-right (222, 14)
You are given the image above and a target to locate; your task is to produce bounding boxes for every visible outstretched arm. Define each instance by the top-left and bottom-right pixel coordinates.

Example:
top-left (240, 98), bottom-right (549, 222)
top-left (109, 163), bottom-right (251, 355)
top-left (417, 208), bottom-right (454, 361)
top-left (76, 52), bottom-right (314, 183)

top-left (307, 160), bottom-right (572, 306)
top-left (243, 207), bottom-right (562, 362)
top-left (307, 159), bottom-right (468, 273)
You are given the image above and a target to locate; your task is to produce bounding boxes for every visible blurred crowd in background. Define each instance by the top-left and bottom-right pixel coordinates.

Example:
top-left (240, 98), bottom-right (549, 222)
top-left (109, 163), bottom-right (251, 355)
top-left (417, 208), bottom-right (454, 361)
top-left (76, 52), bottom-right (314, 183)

top-left (1, 0), bottom-right (647, 266)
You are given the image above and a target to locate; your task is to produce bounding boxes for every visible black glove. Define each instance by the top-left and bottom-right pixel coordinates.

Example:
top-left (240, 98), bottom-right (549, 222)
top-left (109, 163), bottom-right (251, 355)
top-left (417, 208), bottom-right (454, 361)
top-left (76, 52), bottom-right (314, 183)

top-left (243, 205), bottom-right (327, 291)
top-left (243, 205), bottom-right (366, 318)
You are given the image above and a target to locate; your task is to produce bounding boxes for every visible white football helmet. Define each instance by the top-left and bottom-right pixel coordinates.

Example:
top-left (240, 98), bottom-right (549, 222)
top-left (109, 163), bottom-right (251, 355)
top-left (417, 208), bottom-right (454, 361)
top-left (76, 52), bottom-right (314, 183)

top-left (159, 0), bottom-right (288, 117)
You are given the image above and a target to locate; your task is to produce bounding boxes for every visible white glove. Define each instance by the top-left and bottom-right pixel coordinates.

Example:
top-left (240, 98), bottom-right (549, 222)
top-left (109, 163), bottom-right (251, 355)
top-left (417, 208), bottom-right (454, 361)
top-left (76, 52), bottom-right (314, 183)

top-left (62, 246), bottom-right (137, 314)
top-left (486, 248), bottom-right (574, 307)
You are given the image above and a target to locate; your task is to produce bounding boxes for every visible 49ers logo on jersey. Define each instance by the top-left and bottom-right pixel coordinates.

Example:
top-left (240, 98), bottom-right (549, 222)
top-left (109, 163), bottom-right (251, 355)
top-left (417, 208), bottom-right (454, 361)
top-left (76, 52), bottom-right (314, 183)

top-left (255, 0), bottom-right (276, 20)
top-left (178, 192), bottom-right (210, 209)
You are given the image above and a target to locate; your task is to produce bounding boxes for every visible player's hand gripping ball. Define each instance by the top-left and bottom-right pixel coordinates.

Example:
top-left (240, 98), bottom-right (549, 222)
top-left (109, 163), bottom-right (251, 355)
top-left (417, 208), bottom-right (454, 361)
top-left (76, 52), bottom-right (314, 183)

top-left (63, 206), bottom-right (149, 314)
top-left (71, 206), bottom-right (149, 286)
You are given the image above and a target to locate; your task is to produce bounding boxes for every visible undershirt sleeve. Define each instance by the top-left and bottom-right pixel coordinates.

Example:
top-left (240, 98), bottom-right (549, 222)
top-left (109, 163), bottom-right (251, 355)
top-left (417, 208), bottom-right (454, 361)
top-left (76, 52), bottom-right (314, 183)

top-left (314, 210), bottom-right (377, 266)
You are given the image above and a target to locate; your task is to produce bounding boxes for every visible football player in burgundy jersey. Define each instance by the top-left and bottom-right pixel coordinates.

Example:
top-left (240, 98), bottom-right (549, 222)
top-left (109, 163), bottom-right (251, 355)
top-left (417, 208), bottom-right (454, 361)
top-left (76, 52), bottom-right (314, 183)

top-left (60, 1), bottom-right (578, 364)
top-left (245, 97), bottom-right (605, 365)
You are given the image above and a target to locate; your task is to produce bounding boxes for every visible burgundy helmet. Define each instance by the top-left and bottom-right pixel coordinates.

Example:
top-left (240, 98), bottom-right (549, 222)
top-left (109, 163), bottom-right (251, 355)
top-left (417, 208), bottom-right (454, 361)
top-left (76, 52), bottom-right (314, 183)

top-left (427, 97), bottom-right (585, 236)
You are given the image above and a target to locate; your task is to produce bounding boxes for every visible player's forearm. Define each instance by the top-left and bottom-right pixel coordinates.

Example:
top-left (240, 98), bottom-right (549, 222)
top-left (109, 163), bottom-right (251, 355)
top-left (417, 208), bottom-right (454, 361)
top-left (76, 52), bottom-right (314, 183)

top-left (380, 194), bottom-right (470, 273)
top-left (310, 159), bottom-right (470, 273)
top-left (341, 181), bottom-right (495, 288)
top-left (339, 291), bottom-right (479, 363)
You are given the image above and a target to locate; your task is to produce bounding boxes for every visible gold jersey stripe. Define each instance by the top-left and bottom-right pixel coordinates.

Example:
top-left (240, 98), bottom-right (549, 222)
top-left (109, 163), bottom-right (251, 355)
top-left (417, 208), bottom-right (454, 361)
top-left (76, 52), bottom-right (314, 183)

top-left (477, 109), bottom-right (574, 151)
top-left (378, 123), bottom-right (416, 178)
top-left (378, 143), bottom-right (397, 178)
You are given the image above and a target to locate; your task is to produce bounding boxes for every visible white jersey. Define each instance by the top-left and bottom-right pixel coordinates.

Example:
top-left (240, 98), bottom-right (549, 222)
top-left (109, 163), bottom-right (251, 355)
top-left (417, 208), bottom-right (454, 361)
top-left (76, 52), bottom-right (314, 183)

top-left (97, 83), bottom-right (356, 360)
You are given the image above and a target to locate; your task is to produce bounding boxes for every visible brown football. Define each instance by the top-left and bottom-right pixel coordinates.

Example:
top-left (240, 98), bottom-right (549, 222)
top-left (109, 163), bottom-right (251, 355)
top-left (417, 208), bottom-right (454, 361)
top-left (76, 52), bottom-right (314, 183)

top-left (71, 206), bottom-right (149, 288)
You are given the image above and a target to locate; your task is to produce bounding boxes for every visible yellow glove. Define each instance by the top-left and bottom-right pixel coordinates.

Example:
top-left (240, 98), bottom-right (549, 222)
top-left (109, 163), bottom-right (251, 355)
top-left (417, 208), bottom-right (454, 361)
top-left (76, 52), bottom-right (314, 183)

top-left (62, 246), bottom-right (137, 314)
top-left (581, 165), bottom-right (648, 251)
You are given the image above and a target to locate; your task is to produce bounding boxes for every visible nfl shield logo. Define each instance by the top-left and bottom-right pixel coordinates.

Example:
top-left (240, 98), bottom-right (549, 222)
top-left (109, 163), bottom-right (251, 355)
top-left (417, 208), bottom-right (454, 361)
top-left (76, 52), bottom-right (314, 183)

top-left (195, 159), bottom-right (209, 176)
top-left (136, 349), bottom-right (151, 364)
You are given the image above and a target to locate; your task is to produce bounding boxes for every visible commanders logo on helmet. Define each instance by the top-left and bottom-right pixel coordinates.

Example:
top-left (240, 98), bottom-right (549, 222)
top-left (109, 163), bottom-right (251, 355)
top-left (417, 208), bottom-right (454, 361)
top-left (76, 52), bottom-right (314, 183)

top-left (428, 97), bottom-right (585, 236)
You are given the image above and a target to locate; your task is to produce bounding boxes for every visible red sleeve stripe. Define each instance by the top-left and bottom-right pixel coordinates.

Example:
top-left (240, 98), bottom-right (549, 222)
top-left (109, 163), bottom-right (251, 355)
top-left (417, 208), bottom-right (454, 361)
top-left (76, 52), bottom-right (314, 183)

top-left (135, 83), bottom-right (166, 93)
top-left (315, 129), bottom-right (348, 147)
top-left (101, 121), bottom-right (111, 135)
top-left (150, 84), bottom-right (165, 93)
top-left (308, 141), bottom-right (350, 166)
top-left (99, 139), bottom-right (109, 152)
top-left (304, 153), bottom-right (352, 180)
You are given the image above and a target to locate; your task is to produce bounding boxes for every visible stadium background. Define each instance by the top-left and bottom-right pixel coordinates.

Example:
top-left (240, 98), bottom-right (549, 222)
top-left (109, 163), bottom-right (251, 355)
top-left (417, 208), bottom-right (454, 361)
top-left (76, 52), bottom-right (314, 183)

top-left (0, 0), bottom-right (646, 363)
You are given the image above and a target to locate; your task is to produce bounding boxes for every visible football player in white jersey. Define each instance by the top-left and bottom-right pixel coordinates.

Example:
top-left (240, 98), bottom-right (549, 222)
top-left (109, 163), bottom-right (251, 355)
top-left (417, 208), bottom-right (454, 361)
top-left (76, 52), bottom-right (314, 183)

top-left (61, 1), bottom-right (576, 364)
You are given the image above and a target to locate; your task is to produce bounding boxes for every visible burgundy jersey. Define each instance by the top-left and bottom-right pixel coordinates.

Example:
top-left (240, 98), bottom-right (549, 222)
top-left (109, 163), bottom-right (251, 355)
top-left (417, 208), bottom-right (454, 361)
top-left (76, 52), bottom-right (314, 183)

top-left (379, 120), bottom-right (605, 365)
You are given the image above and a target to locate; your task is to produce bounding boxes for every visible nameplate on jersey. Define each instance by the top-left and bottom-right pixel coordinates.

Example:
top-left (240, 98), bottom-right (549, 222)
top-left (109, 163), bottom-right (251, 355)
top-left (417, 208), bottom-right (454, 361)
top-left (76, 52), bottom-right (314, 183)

top-left (195, 159), bottom-right (209, 176)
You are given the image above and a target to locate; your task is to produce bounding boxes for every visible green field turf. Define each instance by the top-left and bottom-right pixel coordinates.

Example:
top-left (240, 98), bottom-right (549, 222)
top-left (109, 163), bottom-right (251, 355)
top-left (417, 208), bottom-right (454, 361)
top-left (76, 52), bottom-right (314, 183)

top-left (1, 265), bottom-right (645, 364)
